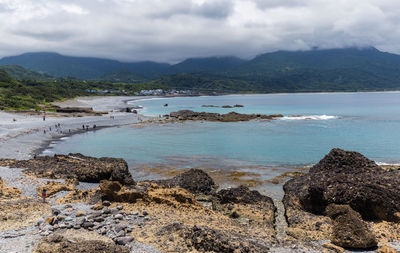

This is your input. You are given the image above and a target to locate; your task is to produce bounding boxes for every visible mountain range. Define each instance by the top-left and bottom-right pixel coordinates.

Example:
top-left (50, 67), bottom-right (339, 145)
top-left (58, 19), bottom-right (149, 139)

top-left (1, 47), bottom-right (400, 92)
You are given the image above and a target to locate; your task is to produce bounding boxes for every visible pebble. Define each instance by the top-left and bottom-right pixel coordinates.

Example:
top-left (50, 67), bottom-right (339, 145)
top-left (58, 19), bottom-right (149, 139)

top-left (64, 217), bottom-right (73, 222)
top-left (42, 225), bottom-right (54, 232)
top-left (115, 214), bottom-right (124, 220)
top-left (57, 215), bottom-right (67, 221)
top-left (75, 211), bottom-right (87, 217)
top-left (142, 210), bottom-right (149, 216)
top-left (82, 222), bottom-right (95, 229)
top-left (116, 205), bottom-right (123, 210)
top-left (52, 209), bottom-right (61, 216)
top-left (114, 224), bottom-right (126, 233)
top-left (76, 217), bottom-right (86, 225)
top-left (115, 236), bottom-right (134, 245)
top-left (103, 200), bottom-right (111, 206)
top-left (132, 211), bottom-right (139, 216)
top-left (99, 228), bottom-right (107, 235)
top-left (40, 231), bottom-right (50, 236)
top-left (116, 230), bottom-right (126, 237)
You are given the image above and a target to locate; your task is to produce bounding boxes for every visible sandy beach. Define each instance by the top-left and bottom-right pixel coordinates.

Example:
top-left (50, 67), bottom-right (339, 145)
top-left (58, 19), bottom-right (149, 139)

top-left (0, 96), bottom-right (152, 160)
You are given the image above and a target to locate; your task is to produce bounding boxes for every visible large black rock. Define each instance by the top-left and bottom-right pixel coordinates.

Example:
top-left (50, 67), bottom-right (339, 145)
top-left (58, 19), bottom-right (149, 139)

top-left (326, 204), bottom-right (377, 249)
top-left (283, 148), bottom-right (400, 221)
top-left (156, 168), bottom-right (218, 195)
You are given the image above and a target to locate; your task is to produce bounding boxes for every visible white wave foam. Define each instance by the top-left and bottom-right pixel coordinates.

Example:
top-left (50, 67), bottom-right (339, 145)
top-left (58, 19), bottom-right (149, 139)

top-left (376, 162), bottom-right (400, 166)
top-left (281, 115), bottom-right (338, 120)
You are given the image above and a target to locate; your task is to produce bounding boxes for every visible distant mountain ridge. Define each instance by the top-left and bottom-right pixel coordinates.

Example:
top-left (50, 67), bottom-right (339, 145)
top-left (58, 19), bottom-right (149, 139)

top-left (2, 47), bottom-right (400, 92)
top-left (0, 52), bottom-right (170, 79)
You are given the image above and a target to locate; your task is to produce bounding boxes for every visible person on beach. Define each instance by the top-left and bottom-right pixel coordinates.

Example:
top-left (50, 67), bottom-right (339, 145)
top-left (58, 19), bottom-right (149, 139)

top-left (41, 188), bottom-right (47, 203)
top-left (82, 125), bottom-right (85, 129)
top-left (43, 115), bottom-right (46, 121)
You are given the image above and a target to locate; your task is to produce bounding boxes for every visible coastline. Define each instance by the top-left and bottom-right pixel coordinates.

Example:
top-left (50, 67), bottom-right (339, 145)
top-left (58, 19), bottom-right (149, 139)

top-left (0, 96), bottom-right (155, 160)
top-left (1, 94), bottom-right (400, 252)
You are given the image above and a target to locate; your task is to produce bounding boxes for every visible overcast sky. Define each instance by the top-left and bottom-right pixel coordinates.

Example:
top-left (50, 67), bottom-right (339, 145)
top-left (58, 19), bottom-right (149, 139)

top-left (1, 0), bottom-right (399, 62)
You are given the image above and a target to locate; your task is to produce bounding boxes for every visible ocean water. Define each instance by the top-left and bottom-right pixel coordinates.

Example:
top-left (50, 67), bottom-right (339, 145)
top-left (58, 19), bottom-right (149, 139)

top-left (43, 92), bottom-right (400, 197)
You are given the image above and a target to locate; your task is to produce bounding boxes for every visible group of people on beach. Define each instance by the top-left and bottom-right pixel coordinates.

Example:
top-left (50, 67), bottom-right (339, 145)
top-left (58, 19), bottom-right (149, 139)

top-left (43, 122), bottom-right (66, 134)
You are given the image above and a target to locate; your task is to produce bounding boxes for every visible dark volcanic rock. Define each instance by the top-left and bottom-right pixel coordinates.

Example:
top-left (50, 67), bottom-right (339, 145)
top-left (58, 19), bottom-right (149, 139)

top-left (156, 168), bottom-right (218, 195)
top-left (158, 223), bottom-right (270, 252)
top-left (99, 180), bottom-right (144, 202)
top-left (1, 154), bottom-right (135, 185)
top-left (169, 110), bottom-right (283, 122)
top-left (326, 204), bottom-right (377, 249)
top-left (283, 148), bottom-right (400, 221)
top-left (34, 234), bottom-right (130, 253)
top-left (185, 226), bottom-right (270, 252)
top-left (217, 185), bottom-right (273, 205)
top-left (214, 186), bottom-right (276, 230)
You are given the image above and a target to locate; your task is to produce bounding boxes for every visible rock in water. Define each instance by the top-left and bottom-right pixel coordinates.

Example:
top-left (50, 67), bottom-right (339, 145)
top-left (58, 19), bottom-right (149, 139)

top-left (283, 148), bottom-right (400, 221)
top-left (156, 168), bottom-right (218, 195)
top-left (2, 153), bottom-right (135, 185)
top-left (169, 110), bottom-right (283, 122)
top-left (326, 204), bottom-right (377, 249)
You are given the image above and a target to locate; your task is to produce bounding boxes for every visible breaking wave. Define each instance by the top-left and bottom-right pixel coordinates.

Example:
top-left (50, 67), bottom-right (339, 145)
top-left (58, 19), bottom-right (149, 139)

top-left (281, 115), bottom-right (339, 120)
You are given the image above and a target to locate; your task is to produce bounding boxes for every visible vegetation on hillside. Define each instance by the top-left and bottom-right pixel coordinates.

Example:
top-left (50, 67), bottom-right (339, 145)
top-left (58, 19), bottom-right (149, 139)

top-left (0, 70), bottom-right (167, 110)
top-left (0, 65), bottom-right (54, 81)
top-left (3, 47), bottom-right (400, 110)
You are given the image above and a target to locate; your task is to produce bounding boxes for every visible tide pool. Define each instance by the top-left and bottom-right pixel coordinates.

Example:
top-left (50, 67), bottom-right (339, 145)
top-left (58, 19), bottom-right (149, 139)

top-left (43, 92), bottom-right (400, 197)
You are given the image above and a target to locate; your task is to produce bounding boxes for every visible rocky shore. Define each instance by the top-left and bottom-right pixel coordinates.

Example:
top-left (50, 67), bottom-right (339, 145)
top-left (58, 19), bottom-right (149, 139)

top-left (0, 149), bottom-right (399, 252)
top-left (168, 110), bottom-right (283, 122)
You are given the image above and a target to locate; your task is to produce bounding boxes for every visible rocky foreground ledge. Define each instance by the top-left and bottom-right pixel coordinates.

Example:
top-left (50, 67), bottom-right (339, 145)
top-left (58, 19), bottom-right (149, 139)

top-left (168, 110), bottom-right (283, 122)
top-left (0, 149), bottom-right (400, 252)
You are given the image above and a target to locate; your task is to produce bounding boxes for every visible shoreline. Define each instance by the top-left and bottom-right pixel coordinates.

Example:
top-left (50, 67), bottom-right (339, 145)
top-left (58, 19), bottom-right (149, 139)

top-left (0, 96), bottom-right (156, 160)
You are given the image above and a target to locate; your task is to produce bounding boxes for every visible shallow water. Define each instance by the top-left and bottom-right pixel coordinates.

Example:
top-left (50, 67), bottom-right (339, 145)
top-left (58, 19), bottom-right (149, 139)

top-left (43, 92), bottom-right (400, 198)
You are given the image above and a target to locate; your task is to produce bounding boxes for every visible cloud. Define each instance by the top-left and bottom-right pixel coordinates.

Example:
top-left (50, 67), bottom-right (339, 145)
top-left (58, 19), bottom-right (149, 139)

top-left (0, 0), bottom-right (400, 62)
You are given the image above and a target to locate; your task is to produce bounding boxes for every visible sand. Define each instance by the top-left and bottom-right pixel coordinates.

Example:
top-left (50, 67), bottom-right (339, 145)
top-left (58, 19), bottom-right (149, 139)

top-left (0, 96), bottom-right (153, 159)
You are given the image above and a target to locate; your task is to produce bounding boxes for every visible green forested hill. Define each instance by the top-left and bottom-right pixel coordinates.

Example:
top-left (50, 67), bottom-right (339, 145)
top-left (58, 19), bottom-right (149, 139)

top-left (0, 65), bottom-right (54, 81)
top-left (155, 47), bottom-right (400, 92)
top-left (2, 47), bottom-right (400, 93)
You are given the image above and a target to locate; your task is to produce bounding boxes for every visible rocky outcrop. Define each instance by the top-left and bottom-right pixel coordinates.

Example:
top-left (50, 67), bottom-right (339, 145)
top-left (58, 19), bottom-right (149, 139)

top-left (1, 154), bottom-right (135, 185)
top-left (169, 110), bottom-right (283, 122)
top-left (201, 104), bottom-right (244, 108)
top-left (33, 234), bottom-right (130, 253)
top-left (217, 185), bottom-right (273, 204)
top-left (156, 168), bottom-right (218, 195)
top-left (213, 185), bottom-right (276, 230)
top-left (157, 223), bottom-right (270, 252)
top-left (0, 199), bottom-right (50, 231)
top-left (326, 204), bottom-right (377, 249)
top-left (99, 180), bottom-right (199, 207)
top-left (283, 148), bottom-right (400, 222)
top-left (37, 179), bottom-right (78, 197)
top-left (0, 176), bottom-right (21, 199)
top-left (99, 180), bottom-right (143, 203)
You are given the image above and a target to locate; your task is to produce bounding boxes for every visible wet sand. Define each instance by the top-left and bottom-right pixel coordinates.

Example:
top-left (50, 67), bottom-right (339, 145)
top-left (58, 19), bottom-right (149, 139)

top-left (0, 96), bottom-right (153, 160)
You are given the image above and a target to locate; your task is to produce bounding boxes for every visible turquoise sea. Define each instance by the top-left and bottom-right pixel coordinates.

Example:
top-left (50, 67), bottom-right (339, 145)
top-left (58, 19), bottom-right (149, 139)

top-left (43, 92), bottom-right (400, 197)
